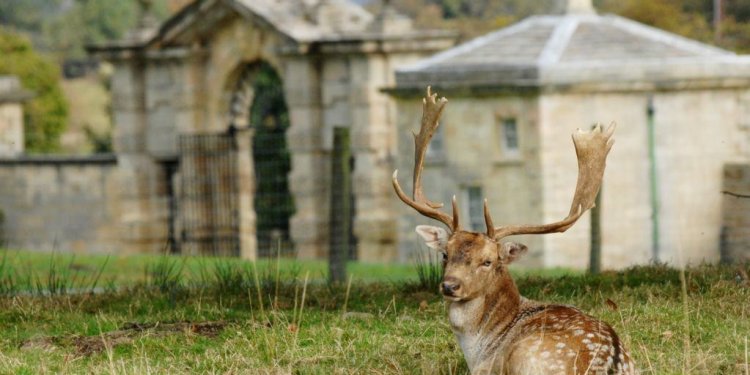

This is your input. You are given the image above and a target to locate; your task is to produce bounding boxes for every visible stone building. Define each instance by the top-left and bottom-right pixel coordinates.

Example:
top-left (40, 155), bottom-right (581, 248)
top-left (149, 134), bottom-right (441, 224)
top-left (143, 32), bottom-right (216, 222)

top-left (84, 0), bottom-right (455, 261)
top-left (390, 1), bottom-right (750, 268)
top-left (3, 0), bottom-right (748, 266)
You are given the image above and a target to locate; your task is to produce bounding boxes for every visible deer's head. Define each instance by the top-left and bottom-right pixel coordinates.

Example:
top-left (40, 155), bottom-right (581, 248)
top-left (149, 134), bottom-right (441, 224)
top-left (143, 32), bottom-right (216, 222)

top-left (394, 87), bottom-right (614, 301)
top-left (415, 225), bottom-right (528, 301)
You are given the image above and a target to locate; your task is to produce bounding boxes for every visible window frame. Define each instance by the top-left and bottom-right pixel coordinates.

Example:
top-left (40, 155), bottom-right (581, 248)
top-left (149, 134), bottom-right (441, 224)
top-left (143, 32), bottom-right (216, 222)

top-left (462, 185), bottom-right (485, 232)
top-left (497, 116), bottom-right (521, 159)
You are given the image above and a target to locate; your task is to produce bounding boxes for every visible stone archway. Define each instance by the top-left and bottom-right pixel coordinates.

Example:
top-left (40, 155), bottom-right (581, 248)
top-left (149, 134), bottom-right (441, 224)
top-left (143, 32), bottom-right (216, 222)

top-left (90, 0), bottom-right (455, 260)
top-left (227, 61), bottom-right (294, 257)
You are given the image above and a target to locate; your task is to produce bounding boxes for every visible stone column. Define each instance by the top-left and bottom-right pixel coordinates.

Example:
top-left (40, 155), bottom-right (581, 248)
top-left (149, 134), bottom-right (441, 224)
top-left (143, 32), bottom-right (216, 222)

top-left (349, 55), bottom-right (399, 262)
top-left (284, 57), bottom-right (331, 259)
top-left (235, 127), bottom-right (257, 259)
top-left (111, 59), bottom-right (170, 254)
top-left (0, 76), bottom-right (31, 157)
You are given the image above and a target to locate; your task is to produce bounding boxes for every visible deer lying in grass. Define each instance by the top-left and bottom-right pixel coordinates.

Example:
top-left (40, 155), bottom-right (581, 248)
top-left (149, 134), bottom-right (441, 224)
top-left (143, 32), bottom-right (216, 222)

top-left (393, 87), bottom-right (636, 374)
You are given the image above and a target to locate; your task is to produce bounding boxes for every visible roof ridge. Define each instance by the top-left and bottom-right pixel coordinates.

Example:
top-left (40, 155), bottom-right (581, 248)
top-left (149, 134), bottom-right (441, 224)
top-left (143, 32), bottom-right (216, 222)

top-left (537, 17), bottom-right (579, 66)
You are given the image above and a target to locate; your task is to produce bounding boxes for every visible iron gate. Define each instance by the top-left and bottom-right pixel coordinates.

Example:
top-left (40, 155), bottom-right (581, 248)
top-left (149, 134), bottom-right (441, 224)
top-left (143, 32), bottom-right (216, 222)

top-left (178, 133), bottom-right (240, 256)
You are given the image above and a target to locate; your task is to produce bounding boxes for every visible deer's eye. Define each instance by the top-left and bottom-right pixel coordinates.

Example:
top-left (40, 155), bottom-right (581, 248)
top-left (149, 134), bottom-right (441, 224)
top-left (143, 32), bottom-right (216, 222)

top-left (482, 260), bottom-right (492, 267)
top-left (441, 253), bottom-right (448, 262)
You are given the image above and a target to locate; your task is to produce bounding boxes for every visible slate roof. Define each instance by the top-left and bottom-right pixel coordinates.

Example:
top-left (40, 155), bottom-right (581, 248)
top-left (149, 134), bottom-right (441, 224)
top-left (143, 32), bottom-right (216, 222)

top-left (89, 0), bottom-right (454, 54)
top-left (396, 13), bottom-right (750, 89)
top-left (214, 0), bottom-right (373, 42)
top-left (142, 0), bottom-right (373, 48)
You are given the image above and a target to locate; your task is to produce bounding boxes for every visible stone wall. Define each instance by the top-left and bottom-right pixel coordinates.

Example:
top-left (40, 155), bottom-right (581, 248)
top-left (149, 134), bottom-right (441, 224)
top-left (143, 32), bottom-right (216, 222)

top-left (393, 87), bottom-right (750, 269)
top-left (0, 156), bottom-right (121, 253)
top-left (90, 2), bottom-right (454, 261)
top-left (721, 163), bottom-right (750, 263)
top-left (540, 88), bottom-right (750, 268)
top-left (109, 58), bottom-right (174, 255)
top-left (394, 94), bottom-right (545, 266)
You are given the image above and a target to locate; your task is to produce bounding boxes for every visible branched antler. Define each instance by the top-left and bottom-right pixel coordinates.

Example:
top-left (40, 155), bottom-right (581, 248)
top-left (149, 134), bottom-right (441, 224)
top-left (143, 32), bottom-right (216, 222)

top-left (393, 86), bottom-right (459, 231)
top-left (393, 88), bottom-right (615, 239)
top-left (492, 123), bottom-right (615, 239)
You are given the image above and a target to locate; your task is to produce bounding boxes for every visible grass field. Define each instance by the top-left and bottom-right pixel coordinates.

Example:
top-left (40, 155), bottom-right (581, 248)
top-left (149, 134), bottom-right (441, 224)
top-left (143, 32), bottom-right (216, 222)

top-left (1, 249), bottom-right (749, 374)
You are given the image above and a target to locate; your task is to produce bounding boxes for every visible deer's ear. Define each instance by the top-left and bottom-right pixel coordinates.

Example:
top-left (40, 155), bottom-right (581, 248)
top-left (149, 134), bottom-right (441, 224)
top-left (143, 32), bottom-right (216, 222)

top-left (499, 242), bottom-right (528, 264)
top-left (415, 225), bottom-right (449, 250)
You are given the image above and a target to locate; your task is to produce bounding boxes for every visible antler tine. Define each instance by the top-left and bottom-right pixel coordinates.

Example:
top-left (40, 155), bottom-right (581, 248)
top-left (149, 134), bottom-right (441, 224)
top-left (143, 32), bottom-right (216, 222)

top-left (493, 123), bottom-right (616, 239)
top-left (393, 86), bottom-right (459, 231)
top-left (484, 199), bottom-right (495, 238)
top-left (452, 195), bottom-right (460, 231)
top-left (413, 86), bottom-right (448, 209)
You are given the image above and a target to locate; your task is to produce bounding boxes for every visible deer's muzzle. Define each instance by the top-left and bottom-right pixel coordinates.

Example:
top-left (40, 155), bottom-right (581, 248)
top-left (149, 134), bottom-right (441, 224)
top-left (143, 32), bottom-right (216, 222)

top-left (441, 277), bottom-right (461, 297)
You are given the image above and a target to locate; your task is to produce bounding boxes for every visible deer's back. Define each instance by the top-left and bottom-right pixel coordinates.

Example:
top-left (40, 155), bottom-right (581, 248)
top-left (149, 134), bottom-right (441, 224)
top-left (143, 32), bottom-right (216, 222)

top-left (497, 304), bottom-right (636, 375)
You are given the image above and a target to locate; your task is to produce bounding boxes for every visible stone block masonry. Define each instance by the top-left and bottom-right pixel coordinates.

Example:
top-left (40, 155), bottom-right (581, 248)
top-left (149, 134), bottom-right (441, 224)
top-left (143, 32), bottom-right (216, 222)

top-left (0, 155), bottom-right (121, 253)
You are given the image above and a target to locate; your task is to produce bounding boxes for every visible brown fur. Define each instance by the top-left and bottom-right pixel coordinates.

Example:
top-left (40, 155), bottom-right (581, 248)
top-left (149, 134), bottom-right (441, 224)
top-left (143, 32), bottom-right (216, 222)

top-left (398, 88), bottom-right (628, 373)
top-left (433, 230), bottom-right (637, 375)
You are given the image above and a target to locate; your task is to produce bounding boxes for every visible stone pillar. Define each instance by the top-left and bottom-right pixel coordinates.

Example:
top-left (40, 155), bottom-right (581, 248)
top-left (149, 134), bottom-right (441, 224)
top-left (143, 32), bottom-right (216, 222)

top-left (111, 59), bottom-right (170, 254)
top-left (0, 76), bottom-right (31, 157)
top-left (284, 57), bottom-right (331, 259)
top-left (236, 127), bottom-right (257, 259)
top-left (349, 55), bottom-right (399, 262)
top-left (0, 102), bottom-right (24, 157)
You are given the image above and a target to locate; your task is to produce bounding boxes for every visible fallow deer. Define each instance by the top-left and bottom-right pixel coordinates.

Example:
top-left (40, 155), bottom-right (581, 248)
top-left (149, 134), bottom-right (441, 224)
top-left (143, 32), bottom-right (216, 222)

top-left (393, 87), bottom-right (636, 374)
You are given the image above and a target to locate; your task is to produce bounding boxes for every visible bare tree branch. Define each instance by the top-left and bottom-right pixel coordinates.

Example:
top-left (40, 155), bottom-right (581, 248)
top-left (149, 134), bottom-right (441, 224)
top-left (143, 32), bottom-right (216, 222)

top-left (722, 190), bottom-right (750, 199)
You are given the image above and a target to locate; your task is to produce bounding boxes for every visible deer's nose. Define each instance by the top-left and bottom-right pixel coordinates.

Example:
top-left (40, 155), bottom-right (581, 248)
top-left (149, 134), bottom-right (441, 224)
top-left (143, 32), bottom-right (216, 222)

top-left (441, 278), bottom-right (461, 296)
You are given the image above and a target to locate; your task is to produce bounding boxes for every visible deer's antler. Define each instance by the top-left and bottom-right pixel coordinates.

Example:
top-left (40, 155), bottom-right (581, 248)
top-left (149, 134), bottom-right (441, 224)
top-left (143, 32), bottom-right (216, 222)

top-left (491, 123), bottom-right (616, 239)
top-left (392, 86), bottom-right (459, 231)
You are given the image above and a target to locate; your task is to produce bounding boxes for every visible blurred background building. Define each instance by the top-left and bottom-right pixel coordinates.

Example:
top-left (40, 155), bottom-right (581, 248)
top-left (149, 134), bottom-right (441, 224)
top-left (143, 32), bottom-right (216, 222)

top-left (391, 4), bottom-right (750, 267)
top-left (0, 0), bottom-right (748, 267)
top-left (68, 0), bottom-right (453, 261)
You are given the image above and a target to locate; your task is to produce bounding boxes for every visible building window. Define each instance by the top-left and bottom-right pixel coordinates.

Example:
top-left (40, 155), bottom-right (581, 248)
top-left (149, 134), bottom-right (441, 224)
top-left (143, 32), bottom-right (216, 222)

top-left (498, 117), bottom-right (519, 156)
top-left (426, 123), bottom-right (444, 158)
top-left (464, 186), bottom-right (484, 232)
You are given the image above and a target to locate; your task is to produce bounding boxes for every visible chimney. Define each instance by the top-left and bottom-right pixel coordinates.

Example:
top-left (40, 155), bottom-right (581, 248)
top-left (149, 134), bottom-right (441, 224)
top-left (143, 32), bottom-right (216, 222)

top-left (562, 0), bottom-right (596, 15)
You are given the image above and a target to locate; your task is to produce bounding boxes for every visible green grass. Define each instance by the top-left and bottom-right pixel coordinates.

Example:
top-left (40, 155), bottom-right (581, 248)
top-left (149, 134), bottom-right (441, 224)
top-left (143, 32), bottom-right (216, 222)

top-left (0, 249), bottom-right (575, 293)
top-left (0, 249), bottom-right (424, 290)
top-left (0, 249), bottom-right (748, 374)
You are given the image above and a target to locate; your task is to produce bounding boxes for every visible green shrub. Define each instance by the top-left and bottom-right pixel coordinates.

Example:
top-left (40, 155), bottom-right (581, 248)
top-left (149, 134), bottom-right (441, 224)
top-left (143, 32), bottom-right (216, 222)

top-left (0, 27), bottom-right (68, 153)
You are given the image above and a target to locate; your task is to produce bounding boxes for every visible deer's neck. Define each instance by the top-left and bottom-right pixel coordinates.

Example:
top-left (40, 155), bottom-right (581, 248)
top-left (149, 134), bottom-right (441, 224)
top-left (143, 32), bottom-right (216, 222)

top-left (448, 275), bottom-right (521, 370)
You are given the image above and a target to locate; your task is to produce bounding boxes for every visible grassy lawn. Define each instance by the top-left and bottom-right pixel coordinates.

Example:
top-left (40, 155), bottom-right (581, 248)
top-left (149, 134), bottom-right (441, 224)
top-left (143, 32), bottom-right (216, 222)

top-left (0, 249), bottom-right (418, 287)
top-left (1, 249), bottom-right (749, 374)
top-left (0, 249), bottom-right (575, 291)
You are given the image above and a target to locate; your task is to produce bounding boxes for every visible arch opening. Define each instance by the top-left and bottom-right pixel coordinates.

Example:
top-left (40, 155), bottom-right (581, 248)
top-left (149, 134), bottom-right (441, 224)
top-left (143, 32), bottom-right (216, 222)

top-left (230, 61), bottom-right (295, 257)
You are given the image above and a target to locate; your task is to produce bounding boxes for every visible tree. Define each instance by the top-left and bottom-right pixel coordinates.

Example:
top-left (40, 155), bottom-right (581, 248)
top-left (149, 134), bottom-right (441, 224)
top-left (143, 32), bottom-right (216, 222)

top-left (2, 0), bottom-right (170, 61)
top-left (598, 0), bottom-right (713, 42)
top-left (719, 16), bottom-right (750, 53)
top-left (0, 28), bottom-right (68, 153)
top-left (42, 0), bottom-right (171, 60)
top-left (0, 0), bottom-right (62, 35)
top-left (386, 0), bottom-right (750, 51)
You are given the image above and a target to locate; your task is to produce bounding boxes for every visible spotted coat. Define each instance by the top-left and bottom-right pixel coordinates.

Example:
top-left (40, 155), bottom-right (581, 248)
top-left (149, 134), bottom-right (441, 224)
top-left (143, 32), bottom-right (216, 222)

top-left (449, 296), bottom-right (637, 374)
